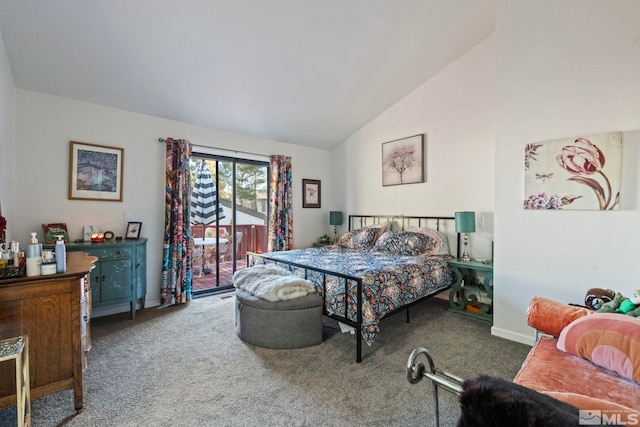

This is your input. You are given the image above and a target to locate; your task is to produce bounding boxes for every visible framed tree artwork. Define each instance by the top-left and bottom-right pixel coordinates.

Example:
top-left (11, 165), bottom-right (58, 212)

top-left (382, 134), bottom-right (424, 186)
top-left (302, 179), bottom-right (321, 208)
top-left (69, 141), bottom-right (124, 201)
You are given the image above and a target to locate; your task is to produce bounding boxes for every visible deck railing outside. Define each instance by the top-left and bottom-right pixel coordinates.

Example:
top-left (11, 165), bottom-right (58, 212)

top-left (191, 223), bottom-right (266, 292)
top-left (191, 224), bottom-right (267, 259)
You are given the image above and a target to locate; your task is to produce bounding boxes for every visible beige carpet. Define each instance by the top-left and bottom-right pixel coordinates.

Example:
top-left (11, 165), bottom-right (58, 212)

top-left (0, 293), bottom-right (531, 427)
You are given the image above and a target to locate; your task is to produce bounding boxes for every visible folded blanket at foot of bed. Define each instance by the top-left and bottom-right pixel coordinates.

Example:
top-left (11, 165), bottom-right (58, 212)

top-left (232, 264), bottom-right (316, 302)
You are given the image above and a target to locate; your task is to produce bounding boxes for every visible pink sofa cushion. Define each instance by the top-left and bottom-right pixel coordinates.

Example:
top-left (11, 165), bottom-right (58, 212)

top-left (543, 392), bottom-right (640, 416)
top-left (514, 337), bottom-right (640, 411)
top-left (557, 313), bottom-right (640, 383)
top-left (526, 296), bottom-right (593, 338)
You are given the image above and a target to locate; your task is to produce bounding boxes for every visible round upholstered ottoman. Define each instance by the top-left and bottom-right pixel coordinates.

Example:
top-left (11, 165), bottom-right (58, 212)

top-left (235, 288), bottom-right (323, 349)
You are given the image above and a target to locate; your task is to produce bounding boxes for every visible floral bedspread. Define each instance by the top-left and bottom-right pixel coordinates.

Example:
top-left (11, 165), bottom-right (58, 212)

top-left (249, 247), bottom-right (455, 345)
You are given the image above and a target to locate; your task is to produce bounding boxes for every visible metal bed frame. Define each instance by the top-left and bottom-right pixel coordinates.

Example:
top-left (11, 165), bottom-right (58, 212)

top-left (406, 347), bottom-right (464, 427)
top-left (246, 214), bottom-right (460, 363)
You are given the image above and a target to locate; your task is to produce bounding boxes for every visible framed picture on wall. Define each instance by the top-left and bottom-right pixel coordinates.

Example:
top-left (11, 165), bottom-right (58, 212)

top-left (382, 134), bottom-right (424, 186)
top-left (302, 179), bottom-right (321, 208)
top-left (69, 141), bottom-right (124, 201)
top-left (523, 131), bottom-right (622, 210)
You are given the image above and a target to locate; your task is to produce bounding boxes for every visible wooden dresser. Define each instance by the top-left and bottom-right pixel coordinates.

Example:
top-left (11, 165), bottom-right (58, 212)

top-left (0, 252), bottom-right (96, 412)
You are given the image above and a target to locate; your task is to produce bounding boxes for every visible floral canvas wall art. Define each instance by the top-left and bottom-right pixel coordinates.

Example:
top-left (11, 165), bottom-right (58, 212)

top-left (524, 131), bottom-right (622, 210)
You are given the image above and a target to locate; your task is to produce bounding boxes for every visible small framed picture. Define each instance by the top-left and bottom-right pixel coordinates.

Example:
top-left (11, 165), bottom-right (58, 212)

top-left (42, 223), bottom-right (70, 244)
top-left (302, 179), bottom-right (321, 208)
top-left (125, 221), bottom-right (142, 239)
top-left (83, 225), bottom-right (99, 242)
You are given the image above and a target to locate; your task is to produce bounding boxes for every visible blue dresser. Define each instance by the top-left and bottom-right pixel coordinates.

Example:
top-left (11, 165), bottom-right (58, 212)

top-left (61, 239), bottom-right (147, 319)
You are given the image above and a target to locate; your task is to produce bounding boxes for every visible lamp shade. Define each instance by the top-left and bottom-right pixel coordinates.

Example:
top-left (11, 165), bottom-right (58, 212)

top-left (329, 211), bottom-right (343, 226)
top-left (455, 211), bottom-right (476, 233)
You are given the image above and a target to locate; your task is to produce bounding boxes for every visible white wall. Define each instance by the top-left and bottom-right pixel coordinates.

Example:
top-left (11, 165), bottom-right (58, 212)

top-left (333, 1), bottom-right (640, 347)
top-left (0, 28), bottom-right (15, 239)
top-left (13, 90), bottom-right (332, 314)
top-left (332, 35), bottom-right (497, 261)
top-left (6, 1), bottom-right (639, 338)
top-left (493, 0), bottom-right (640, 343)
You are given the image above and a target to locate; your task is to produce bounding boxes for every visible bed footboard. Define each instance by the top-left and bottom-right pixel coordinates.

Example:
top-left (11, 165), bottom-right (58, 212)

top-left (246, 251), bottom-right (366, 362)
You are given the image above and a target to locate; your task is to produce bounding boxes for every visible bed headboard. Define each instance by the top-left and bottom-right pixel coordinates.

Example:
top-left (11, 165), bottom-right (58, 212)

top-left (348, 214), bottom-right (461, 258)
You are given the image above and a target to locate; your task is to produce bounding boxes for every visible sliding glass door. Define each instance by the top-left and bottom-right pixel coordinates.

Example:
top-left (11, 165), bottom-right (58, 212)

top-left (190, 153), bottom-right (269, 295)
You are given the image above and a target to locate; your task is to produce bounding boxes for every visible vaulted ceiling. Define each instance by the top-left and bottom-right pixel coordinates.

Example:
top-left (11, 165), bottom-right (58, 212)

top-left (0, 0), bottom-right (495, 150)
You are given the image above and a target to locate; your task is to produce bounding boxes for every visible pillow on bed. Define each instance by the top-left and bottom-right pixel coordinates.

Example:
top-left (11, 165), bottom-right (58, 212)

top-left (360, 221), bottom-right (392, 242)
top-left (336, 227), bottom-right (379, 250)
top-left (371, 231), bottom-right (434, 256)
top-left (557, 313), bottom-right (640, 383)
top-left (407, 227), bottom-right (451, 256)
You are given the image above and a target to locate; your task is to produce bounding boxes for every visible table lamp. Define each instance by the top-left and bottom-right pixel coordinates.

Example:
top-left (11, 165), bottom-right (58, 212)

top-left (329, 211), bottom-right (343, 243)
top-left (455, 211), bottom-right (475, 261)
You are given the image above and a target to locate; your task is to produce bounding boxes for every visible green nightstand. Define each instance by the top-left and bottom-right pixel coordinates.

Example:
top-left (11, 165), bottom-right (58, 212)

top-left (312, 242), bottom-right (334, 248)
top-left (447, 259), bottom-right (494, 322)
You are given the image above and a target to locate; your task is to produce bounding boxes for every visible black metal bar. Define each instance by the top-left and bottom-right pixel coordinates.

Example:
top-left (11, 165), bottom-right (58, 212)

top-left (356, 277), bottom-right (363, 363)
top-left (407, 347), bottom-right (464, 427)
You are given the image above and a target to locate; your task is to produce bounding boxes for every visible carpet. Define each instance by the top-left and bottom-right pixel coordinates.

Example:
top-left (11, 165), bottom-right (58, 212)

top-left (0, 294), bottom-right (531, 427)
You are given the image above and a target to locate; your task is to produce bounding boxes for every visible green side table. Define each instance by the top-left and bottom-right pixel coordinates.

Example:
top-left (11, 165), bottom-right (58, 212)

top-left (312, 242), bottom-right (334, 248)
top-left (447, 259), bottom-right (494, 322)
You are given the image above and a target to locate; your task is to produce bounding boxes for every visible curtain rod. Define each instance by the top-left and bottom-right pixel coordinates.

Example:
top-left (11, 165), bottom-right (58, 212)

top-left (158, 138), bottom-right (270, 160)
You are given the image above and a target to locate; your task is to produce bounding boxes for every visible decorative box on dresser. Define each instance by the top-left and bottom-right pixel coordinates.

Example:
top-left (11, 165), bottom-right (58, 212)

top-left (50, 239), bottom-right (147, 319)
top-left (0, 252), bottom-right (97, 412)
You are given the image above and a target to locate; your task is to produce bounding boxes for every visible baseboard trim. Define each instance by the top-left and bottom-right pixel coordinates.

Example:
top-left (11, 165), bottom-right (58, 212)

top-left (491, 326), bottom-right (535, 346)
top-left (92, 299), bottom-right (161, 318)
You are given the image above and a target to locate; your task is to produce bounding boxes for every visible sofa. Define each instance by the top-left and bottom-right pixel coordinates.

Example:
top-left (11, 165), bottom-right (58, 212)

top-left (513, 297), bottom-right (640, 415)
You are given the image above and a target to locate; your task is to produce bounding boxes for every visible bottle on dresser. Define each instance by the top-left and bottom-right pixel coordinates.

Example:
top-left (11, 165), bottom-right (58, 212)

top-left (55, 235), bottom-right (66, 273)
top-left (26, 232), bottom-right (42, 276)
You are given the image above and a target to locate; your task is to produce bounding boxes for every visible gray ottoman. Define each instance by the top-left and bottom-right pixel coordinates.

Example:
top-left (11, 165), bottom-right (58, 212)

top-left (235, 288), bottom-right (323, 349)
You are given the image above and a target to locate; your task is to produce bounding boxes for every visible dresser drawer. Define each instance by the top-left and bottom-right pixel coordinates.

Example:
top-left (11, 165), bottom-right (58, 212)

top-left (84, 246), bottom-right (133, 260)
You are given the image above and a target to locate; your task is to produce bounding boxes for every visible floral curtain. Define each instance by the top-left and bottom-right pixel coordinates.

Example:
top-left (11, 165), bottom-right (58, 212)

top-left (161, 138), bottom-right (193, 305)
top-left (268, 155), bottom-right (293, 251)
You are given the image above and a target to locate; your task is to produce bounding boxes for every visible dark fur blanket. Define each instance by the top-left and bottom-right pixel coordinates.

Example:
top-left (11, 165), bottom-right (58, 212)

top-left (457, 375), bottom-right (578, 427)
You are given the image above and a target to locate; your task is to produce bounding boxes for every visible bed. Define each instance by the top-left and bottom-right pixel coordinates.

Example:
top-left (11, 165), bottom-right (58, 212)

top-left (246, 215), bottom-right (461, 362)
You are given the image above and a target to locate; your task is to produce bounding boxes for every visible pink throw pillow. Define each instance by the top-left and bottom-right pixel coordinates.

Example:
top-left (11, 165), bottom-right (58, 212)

top-left (557, 313), bottom-right (640, 383)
